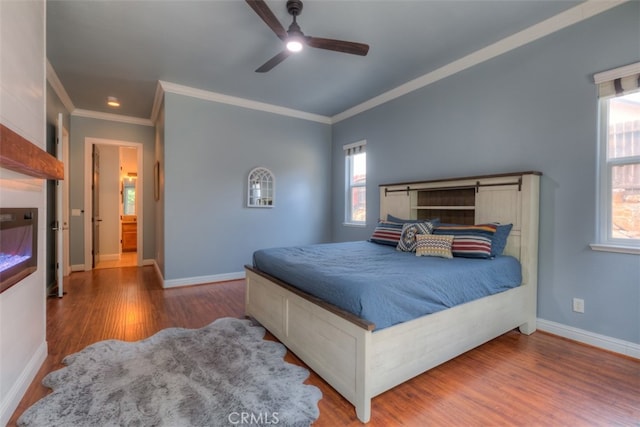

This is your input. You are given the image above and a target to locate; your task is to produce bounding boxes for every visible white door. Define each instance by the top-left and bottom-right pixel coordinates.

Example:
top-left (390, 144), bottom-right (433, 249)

top-left (55, 113), bottom-right (67, 297)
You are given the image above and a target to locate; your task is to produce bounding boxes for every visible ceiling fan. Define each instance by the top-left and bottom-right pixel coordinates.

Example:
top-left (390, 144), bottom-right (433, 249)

top-left (246, 0), bottom-right (370, 72)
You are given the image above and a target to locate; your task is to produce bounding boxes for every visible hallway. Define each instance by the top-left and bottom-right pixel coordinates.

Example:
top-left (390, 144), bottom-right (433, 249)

top-left (94, 252), bottom-right (137, 269)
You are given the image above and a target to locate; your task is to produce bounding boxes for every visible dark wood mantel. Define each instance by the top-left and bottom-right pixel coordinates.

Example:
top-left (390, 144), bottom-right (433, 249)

top-left (0, 123), bottom-right (64, 180)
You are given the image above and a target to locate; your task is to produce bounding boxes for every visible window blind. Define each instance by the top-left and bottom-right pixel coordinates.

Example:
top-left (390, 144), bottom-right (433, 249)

top-left (343, 140), bottom-right (366, 156)
top-left (594, 62), bottom-right (640, 98)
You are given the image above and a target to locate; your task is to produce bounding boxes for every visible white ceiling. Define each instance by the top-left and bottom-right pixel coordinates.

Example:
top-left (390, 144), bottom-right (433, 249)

top-left (46, 0), bottom-right (583, 121)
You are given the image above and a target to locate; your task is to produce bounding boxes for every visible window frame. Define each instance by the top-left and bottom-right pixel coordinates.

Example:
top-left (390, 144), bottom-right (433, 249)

top-left (593, 70), bottom-right (640, 255)
top-left (344, 140), bottom-right (366, 227)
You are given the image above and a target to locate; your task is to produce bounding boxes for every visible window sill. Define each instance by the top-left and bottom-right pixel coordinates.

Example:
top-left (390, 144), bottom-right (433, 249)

top-left (343, 222), bottom-right (366, 228)
top-left (589, 243), bottom-right (640, 255)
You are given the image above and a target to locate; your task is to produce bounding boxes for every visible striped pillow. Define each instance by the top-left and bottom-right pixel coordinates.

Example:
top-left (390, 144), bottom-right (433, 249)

top-left (433, 224), bottom-right (497, 258)
top-left (415, 234), bottom-right (454, 259)
top-left (369, 221), bottom-right (403, 246)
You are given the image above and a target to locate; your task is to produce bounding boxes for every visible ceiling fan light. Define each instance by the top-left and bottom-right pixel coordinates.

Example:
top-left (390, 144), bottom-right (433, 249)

top-left (286, 38), bottom-right (303, 52)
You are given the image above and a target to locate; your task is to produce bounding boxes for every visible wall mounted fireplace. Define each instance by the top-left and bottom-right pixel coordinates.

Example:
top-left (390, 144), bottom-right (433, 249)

top-left (0, 208), bottom-right (38, 293)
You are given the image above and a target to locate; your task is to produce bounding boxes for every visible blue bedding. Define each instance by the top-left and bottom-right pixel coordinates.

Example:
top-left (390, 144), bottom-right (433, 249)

top-left (252, 241), bottom-right (522, 331)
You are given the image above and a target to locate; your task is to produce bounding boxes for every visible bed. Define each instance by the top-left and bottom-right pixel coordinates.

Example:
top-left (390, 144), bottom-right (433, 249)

top-left (245, 171), bottom-right (540, 423)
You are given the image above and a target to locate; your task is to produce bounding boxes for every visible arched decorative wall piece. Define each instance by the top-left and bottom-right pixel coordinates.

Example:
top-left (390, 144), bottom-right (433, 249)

top-left (247, 167), bottom-right (275, 207)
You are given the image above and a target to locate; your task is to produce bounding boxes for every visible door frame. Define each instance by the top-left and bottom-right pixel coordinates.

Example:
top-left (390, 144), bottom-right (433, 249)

top-left (84, 137), bottom-right (143, 270)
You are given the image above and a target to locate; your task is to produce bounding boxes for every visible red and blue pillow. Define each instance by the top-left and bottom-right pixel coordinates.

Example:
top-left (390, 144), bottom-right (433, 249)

top-left (433, 224), bottom-right (497, 259)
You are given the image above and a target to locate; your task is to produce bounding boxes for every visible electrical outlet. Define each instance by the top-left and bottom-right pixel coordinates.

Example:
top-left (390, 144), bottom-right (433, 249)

top-left (572, 298), bottom-right (585, 313)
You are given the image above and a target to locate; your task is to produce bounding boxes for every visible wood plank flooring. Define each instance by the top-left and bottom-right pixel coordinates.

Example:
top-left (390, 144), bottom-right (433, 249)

top-left (9, 266), bottom-right (640, 426)
top-left (94, 251), bottom-right (138, 269)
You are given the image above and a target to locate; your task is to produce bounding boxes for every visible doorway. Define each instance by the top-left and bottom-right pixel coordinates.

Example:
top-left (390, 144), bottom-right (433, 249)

top-left (84, 138), bottom-right (143, 270)
top-left (46, 115), bottom-right (69, 296)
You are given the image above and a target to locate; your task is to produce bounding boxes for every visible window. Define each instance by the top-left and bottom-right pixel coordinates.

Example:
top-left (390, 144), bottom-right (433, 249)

top-left (344, 140), bottom-right (366, 225)
top-left (123, 179), bottom-right (136, 215)
top-left (594, 63), bottom-right (640, 252)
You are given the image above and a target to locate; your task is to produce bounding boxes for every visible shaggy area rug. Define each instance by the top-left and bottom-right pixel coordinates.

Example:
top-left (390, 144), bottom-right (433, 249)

top-left (18, 318), bottom-right (322, 426)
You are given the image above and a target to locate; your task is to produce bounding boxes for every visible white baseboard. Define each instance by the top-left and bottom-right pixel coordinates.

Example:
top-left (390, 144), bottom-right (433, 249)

top-left (71, 264), bottom-right (86, 272)
top-left (0, 340), bottom-right (47, 426)
top-left (99, 253), bottom-right (120, 261)
top-left (537, 318), bottom-right (640, 359)
top-left (163, 271), bottom-right (246, 288)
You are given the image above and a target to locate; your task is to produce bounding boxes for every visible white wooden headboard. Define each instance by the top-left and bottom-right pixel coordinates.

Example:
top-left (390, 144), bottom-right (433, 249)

top-left (379, 171), bottom-right (541, 286)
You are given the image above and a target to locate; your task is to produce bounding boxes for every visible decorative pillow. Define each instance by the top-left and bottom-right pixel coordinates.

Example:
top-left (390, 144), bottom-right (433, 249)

top-left (433, 224), bottom-right (497, 258)
top-left (396, 222), bottom-right (435, 252)
top-left (369, 221), bottom-right (403, 246)
top-left (415, 234), bottom-right (454, 259)
top-left (491, 223), bottom-right (513, 256)
top-left (450, 234), bottom-right (493, 258)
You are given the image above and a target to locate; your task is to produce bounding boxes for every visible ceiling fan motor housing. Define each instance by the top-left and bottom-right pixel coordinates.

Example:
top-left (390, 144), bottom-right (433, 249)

top-left (286, 0), bottom-right (303, 16)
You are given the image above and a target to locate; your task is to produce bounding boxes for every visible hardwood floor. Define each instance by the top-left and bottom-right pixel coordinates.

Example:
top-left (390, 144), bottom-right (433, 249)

top-left (9, 266), bottom-right (640, 426)
top-left (94, 251), bottom-right (138, 269)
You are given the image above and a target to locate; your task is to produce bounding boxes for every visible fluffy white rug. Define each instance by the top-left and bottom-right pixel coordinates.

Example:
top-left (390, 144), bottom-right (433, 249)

top-left (18, 318), bottom-right (322, 426)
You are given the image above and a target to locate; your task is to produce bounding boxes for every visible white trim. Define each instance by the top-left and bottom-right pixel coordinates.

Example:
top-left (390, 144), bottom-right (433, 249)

top-left (98, 253), bottom-right (120, 262)
top-left (150, 81), bottom-right (165, 124)
top-left (332, 0), bottom-right (627, 123)
top-left (0, 341), bottom-right (47, 426)
top-left (589, 243), bottom-right (640, 254)
top-left (151, 259), bottom-right (164, 284)
top-left (593, 61), bottom-right (640, 84)
top-left (73, 109), bottom-right (154, 127)
top-left (71, 264), bottom-right (86, 272)
top-left (162, 271), bottom-right (246, 289)
top-left (46, 60), bottom-right (75, 113)
top-left (537, 318), bottom-right (640, 359)
top-left (158, 80), bottom-right (332, 125)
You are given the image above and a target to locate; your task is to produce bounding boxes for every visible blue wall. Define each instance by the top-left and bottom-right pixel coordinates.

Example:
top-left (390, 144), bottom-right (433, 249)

top-left (331, 3), bottom-right (640, 344)
top-left (162, 93), bottom-right (332, 281)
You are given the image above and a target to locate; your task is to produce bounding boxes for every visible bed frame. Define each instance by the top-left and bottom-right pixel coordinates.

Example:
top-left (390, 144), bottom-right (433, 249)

top-left (245, 171), bottom-right (540, 423)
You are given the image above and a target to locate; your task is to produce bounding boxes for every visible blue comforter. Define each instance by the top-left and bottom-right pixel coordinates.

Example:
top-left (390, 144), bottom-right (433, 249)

top-left (252, 241), bottom-right (522, 331)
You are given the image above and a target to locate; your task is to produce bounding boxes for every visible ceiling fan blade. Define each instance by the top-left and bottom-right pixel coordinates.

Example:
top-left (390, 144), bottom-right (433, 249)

top-left (255, 51), bottom-right (292, 73)
top-left (245, 0), bottom-right (287, 40)
top-left (306, 37), bottom-right (369, 56)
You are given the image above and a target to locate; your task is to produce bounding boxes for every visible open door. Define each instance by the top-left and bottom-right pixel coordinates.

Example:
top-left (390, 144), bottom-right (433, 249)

top-left (47, 114), bottom-right (68, 297)
top-left (92, 145), bottom-right (101, 268)
top-left (55, 113), bottom-right (67, 297)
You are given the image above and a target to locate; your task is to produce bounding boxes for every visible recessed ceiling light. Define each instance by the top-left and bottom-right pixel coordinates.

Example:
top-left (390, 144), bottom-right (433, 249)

top-left (107, 96), bottom-right (120, 108)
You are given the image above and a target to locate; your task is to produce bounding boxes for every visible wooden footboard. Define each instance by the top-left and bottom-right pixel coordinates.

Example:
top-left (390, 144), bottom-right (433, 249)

top-left (245, 266), bottom-right (375, 421)
top-left (245, 266), bottom-right (536, 423)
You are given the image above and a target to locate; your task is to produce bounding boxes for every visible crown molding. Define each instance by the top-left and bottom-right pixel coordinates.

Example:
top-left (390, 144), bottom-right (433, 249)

top-left (158, 81), bottom-right (332, 125)
top-left (150, 81), bottom-right (165, 124)
top-left (72, 109), bottom-right (154, 127)
top-left (46, 60), bottom-right (75, 113)
top-left (332, 0), bottom-right (627, 123)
